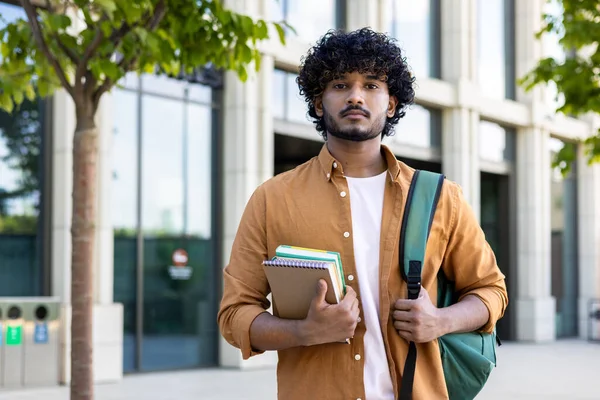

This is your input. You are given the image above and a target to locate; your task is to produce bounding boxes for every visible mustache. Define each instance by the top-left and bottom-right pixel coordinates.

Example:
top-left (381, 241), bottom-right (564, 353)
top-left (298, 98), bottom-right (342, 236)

top-left (339, 105), bottom-right (371, 118)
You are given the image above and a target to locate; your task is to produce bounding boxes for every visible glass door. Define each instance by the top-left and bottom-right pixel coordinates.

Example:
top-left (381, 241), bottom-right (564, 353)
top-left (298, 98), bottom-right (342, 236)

top-left (113, 75), bottom-right (219, 372)
top-left (480, 172), bottom-right (514, 340)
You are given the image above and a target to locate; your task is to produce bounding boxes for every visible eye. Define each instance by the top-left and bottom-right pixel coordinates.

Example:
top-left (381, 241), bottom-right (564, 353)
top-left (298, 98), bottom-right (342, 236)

top-left (367, 84), bottom-right (379, 89)
top-left (332, 83), bottom-right (346, 89)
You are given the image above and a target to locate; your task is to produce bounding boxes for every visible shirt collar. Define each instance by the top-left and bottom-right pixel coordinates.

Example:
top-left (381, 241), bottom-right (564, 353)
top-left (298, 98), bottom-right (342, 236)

top-left (317, 142), bottom-right (402, 182)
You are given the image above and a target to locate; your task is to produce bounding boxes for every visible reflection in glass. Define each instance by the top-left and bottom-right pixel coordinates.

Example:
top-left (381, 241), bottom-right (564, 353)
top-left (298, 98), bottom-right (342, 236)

top-left (479, 120), bottom-right (515, 162)
top-left (393, 105), bottom-right (432, 148)
top-left (542, 0), bottom-right (566, 111)
top-left (387, 0), bottom-right (434, 78)
top-left (141, 74), bottom-right (187, 98)
top-left (269, 0), bottom-right (337, 44)
top-left (141, 95), bottom-right (184, 235)
top-left (272, 69), bottom-right (286, 119)
top-left (286, 73), bottom-right (307, 123)
top-left (186, 104), bottom-right (212, 238)
top-left (0, 0), bottom-right (45, 296)
top-left (112, 90), bottom-right (139, 233)
top-left (111, 89), bottom-right (139, 372)
top-left (549, 138), bottom-right (578, 338)
top-left (477, 0), bottom-right (507, 98)
top-left (113, 77), bottom-right (217, 371)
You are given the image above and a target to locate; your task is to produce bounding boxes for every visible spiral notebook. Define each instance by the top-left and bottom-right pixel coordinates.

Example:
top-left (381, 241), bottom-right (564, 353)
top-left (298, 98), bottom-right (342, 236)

top-left (262, 258), bottom-right (344, 320)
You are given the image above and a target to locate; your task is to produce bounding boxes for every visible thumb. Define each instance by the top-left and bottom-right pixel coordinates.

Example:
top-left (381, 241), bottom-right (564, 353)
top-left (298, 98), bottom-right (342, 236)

top-left (314, 279), bottom-right (328, 304)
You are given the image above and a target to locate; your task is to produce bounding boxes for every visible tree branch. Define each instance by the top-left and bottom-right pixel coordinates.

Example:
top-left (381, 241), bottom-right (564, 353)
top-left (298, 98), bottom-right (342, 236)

top-left (77, 15), bottom-right (109, 84)
top-left (53, 32), bottom-right (80, 64)
top-left (18, 0), bottom-right (75, 99)
top-left (92, 0), bottom-right (167, 109)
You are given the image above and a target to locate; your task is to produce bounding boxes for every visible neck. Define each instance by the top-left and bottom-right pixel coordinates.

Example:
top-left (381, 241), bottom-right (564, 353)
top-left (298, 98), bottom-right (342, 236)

top-left (325, 135), bottom-right (387, 178)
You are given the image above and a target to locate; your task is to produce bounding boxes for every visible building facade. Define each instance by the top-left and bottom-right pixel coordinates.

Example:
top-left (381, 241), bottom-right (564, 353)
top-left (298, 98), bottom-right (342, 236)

top-left (0, 0), bottom-right (599, 381)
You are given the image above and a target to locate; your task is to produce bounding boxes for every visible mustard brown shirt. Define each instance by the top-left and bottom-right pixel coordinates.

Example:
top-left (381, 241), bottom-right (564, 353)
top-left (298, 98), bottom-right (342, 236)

top-left (217, 144), bottom-right (508, 400)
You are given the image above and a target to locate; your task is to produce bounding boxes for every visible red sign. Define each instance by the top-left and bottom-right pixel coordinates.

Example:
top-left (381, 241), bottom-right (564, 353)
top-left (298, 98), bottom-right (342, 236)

top-left (172, 249), bottom-right (188, 267)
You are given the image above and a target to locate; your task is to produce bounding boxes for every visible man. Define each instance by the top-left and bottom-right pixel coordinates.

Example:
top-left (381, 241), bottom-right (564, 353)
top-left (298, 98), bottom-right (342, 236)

top-left (218, 28), bottom-right (508, 400)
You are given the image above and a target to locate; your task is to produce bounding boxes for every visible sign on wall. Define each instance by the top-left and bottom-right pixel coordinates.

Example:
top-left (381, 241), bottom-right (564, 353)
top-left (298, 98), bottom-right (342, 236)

top-left (168, 248), bottom-right (193, 280)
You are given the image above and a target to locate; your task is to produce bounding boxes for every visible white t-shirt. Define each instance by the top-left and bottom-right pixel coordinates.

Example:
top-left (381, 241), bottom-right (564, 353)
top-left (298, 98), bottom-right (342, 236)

top-left (346, 171), bottom-right (395, 400)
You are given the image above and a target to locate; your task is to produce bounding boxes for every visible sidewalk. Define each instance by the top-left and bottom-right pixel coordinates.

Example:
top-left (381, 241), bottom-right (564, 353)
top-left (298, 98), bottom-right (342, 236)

top-left (1, 340), bottom-right (598, 400)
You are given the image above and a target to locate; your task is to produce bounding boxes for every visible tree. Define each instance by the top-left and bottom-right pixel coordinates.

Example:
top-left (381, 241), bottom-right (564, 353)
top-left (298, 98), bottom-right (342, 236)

top-left (519, 0), bottom-right (600, 176)
top-left (0, 1), bottom-right (288, 399)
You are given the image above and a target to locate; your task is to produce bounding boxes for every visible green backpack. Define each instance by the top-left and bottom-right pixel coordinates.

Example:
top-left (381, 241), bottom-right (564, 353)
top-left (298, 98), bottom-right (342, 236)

top-left (398, 170), bottom-right (499, 400)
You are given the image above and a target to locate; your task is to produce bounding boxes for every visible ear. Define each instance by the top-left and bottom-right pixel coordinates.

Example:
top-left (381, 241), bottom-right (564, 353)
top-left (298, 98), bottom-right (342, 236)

top-left (387, 96), bottom-right (398, 118)
top-left (314, 96), bottom-right (324, 117)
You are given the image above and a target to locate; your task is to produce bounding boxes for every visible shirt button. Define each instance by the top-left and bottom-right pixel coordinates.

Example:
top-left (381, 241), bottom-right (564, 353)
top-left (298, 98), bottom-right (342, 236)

top-left (348, 274), bottom-right (354, 281)
top-left (340, 191), bottom-right (347, 197)
top-left (343, 232), bottom-right (350, 238)
top-left (333, 162), bottom-right (338, 168)
top-left (354, 354), bottom-right (361, 361)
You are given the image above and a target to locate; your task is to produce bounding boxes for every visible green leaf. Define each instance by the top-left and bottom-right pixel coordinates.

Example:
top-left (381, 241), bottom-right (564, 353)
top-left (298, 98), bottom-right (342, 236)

top-left (47, 14), bottom-right (72, 31)
top-left (95, 0), bottom-right (118, 16)
top-left (237, 64), bottom-right (248, 82)
top-left (24, 84), bottom-right (36, 101)
top-left (274, 23), bottom-right (286, 45)
top-left (0, 92), bottom-right (14, 113)
top-left (13, 90), bottom-right (24, 106)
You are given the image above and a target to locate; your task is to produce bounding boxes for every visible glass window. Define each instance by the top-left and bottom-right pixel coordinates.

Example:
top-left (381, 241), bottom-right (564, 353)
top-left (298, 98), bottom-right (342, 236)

top-left (386, 0), bottom-right (439, 78)
top-left (479, 120), bottom-right (516, 162)
top-left (393, 105), bottom-right (441, 149)
top-left (477, 0), bottom-right (513, 99)
top-left (269, 0), bottom-right (338, 44)
top-left (185, 103), bottom-right (212, 238)
top-left (272, 69), bottom-right (308, 124)
top-left (141, 95), bottom-right (185, 235)
top-left (549, 137), bottom-right (579, 338)
top-left (272, 69), bottom-right (286, 119)
top-left (542, 0), bottom-right (566, 111)
top-left (0, 2), bottom-right (46, 296)
top-left (141, 74), bottom-right (187, 99)
top-left (112, 78), bottom-right (218, 372)
top-left (286, 72), bottom-right (307, 123)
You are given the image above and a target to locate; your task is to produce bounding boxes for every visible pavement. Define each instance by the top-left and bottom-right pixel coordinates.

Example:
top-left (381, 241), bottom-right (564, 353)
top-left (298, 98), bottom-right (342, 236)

top-left (0, 340), bottom-right (599, 400)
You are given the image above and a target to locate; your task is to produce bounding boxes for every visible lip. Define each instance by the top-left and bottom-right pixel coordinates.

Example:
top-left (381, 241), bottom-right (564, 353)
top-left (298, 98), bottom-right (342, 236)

top-left (343, 111), bottom-right (368, 119)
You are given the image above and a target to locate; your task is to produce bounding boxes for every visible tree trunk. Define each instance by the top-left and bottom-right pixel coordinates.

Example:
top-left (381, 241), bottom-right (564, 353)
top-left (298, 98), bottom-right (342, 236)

top-left (70, 110), bottom-right (98, 400)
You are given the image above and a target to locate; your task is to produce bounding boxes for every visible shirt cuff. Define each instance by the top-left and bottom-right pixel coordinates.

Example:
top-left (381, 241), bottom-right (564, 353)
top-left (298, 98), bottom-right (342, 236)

top-left (234, 306), bottom-right (269, 360)
top-left (459, 288), bottom-right (507, 334)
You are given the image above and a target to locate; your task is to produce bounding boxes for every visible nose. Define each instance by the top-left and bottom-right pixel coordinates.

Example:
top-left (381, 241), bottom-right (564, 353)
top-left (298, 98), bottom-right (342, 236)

top-left (346, 84), bottom-right (364, 105)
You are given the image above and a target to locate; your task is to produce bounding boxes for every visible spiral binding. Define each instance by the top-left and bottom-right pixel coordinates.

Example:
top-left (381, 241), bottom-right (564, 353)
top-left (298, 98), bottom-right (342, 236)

top-left (262, 258), bottom-right (331, 269)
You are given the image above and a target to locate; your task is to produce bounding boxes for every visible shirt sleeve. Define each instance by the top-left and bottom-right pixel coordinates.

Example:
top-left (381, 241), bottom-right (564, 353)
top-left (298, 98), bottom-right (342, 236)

top-left (217, 185), bottom-right (271, 360)
top-left (440, 181), bottom-right (509, 333)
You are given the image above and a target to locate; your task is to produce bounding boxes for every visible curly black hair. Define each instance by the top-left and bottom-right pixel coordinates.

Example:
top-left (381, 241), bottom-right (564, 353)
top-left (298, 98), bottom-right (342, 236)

top-left (296, 28), bottom-right (416, 139)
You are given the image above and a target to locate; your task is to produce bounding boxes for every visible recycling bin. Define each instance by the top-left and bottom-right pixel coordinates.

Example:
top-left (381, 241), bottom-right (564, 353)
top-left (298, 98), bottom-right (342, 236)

top-left (1, 301), bottom-right (24, 388)
top-left (22, 298), bottom-right (60, 387)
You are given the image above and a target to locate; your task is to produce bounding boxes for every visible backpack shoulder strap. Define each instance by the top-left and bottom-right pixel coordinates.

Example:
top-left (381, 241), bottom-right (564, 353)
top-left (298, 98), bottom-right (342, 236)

top-left (398, 169), bottom-right (445, 400)
top-left (399, 169), bottom-right (445, 299)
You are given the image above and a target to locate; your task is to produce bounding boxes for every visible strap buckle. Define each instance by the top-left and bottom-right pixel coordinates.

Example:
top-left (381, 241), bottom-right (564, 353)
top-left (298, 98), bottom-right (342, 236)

top-left (407, 260), bottom-right (421, 300)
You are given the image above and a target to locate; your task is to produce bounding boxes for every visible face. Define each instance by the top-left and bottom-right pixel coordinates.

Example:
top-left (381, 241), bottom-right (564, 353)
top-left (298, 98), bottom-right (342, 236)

top-left (314, 71), bottom-right (397, 142)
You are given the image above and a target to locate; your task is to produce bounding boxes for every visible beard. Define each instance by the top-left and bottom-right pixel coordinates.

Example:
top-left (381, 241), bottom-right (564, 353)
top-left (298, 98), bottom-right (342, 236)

top-left (323, 106), bottom-right (387, 142)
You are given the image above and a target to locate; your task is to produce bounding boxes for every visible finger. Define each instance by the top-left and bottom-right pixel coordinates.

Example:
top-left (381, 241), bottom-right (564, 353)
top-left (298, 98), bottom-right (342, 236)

top-left (392, 310), bottom-right (412, 322)
top-left (313, 279), bottom-right (328, 305)
top-left (397, 329), bottom-right (413, 342)
top-left (418, 287), bottom-right (429, 300)
top-left (394, 298), bottom-right (413, 311)
top-left (342, 286), bottom-right (358, 303)
top-left (393, 320), bottom-right (412, 332)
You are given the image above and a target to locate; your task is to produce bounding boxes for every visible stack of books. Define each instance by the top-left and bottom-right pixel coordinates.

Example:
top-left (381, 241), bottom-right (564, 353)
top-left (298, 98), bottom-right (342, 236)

top-left (262, 245), bottom-right (346, 320)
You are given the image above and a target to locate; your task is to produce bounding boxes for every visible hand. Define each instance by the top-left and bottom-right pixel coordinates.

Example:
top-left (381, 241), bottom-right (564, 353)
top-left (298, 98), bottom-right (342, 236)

top-left (393, 287), bottom-right (444, 343)
top-left (299, 279), bottom-right (360, 346)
